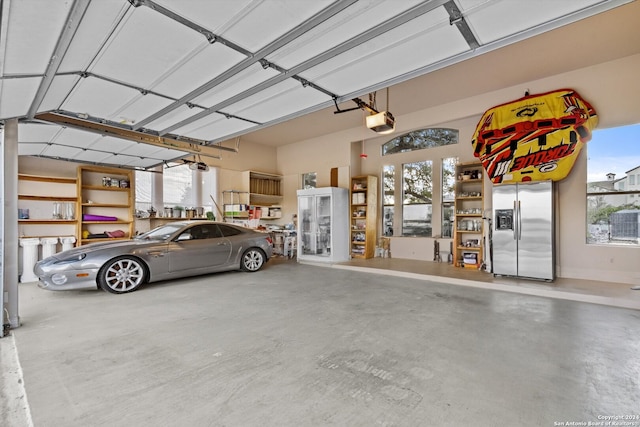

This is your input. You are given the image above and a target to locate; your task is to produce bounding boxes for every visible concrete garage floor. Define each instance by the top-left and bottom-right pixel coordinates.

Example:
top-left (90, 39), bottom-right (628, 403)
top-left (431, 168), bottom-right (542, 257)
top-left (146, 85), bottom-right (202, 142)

top-left (2, 258), bottom-right (640, 427)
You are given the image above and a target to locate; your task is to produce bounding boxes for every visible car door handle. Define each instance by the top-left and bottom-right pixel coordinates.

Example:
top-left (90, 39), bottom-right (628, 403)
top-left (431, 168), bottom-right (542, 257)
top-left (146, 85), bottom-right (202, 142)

top-left (217, 242), bottom-right (228, 246)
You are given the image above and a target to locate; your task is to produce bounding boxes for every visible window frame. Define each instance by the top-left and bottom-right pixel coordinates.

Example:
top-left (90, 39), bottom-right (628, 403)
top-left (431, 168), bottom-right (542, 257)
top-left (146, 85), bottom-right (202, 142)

top-left (382, 128), bottom-right (459, 156)
top-left (441, 157), bottom-right (458, 238)
top-left (401, 160), bottom-right (433, 237)
top-left (586, 123), bottom-right (640, 246)
top-left (382, 165), bottom-right (395, 237)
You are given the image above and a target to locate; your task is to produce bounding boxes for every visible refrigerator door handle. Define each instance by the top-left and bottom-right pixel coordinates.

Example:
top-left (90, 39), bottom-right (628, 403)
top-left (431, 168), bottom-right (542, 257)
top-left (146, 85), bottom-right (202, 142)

top-left (513, 200), bottom-right (517, 240)
top-left (517, 200), bottom-right (522, 240)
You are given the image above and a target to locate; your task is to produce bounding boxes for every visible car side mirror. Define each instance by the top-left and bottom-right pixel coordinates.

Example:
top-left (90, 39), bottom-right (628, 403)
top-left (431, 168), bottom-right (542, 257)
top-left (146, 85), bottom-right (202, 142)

top-left (177, 233), bottom-right (192, 241)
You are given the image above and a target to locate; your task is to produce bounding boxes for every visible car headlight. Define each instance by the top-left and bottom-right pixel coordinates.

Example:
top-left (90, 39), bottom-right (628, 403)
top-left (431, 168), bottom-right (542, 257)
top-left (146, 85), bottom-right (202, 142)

top-left (54, 253), bottom-right (86, 264)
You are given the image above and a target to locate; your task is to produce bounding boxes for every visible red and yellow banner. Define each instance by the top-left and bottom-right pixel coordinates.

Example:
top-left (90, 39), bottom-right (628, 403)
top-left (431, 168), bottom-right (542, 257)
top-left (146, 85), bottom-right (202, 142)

top-left (472, 89), bottom-right (598, 184)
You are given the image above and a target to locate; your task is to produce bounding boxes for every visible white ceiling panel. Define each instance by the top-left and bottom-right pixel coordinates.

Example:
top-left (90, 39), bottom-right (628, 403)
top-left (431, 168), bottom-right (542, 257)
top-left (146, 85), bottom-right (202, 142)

top-left (3, 0), bottom-right (71, 74)
top-left (120, 143), bottom-right (169, 158)
top-left (224, 80), bottom-right (331, 124)
top-left (267, 0), bottom-right (425, 69)
top-left (144, 104), bottom-right (206, 132)
top-left (89, 6), bottom-right (205, 89)
top-left (107, 93), bottom-right (174, 126)
top-left (41, 144), bottom-right (85, 160)
top-left (85, 136), bottom-right (137, 154)
top-left (148, 148), bottom-right (194, 161)
top-left (191, 63), bottom-right (280, 108)
top-left (190, 0), bottom-right (333, 52)
top-left (301, 9), bottom-right (468, 95)
top-left (18, 142), bottom-right (48, 156)
top-left (18, 123), bottom-right (62, 142)
top-left (153, 0), bottom-right (254, 34)
top-left (58, 2), bottom-right (131, 73)
top-left (463, 0), bottom-right (603, 44)
top-left (52, 128), bottom-right (102, 149)
top-left (0, 77), bottom-right (42, 119)
top-left (172, 115), bottom-right (257, 142)
top-left (150, 43), bottom-right (246, 99)
top-left (61, 76), bottom-right (141, 118)
top-left (72, 149), bottom-right (117, 164)
top-left (39, 75), bottom-right (82, 113)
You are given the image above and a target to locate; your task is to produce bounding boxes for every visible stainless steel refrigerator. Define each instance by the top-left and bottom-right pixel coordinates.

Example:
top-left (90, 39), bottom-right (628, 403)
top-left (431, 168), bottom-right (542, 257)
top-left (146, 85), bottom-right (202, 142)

top-left (492, 181), bottom-right (555, 281)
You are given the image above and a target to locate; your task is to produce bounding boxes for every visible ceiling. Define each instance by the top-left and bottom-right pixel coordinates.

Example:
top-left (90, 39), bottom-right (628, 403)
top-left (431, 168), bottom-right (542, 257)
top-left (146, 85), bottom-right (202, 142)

top-left (0, 0), bottom-right (635, 169)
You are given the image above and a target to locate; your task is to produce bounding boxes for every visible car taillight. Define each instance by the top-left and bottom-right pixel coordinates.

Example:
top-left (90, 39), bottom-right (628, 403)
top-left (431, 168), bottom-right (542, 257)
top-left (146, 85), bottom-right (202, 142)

top-left (266, 236), bottom-right (273, 246)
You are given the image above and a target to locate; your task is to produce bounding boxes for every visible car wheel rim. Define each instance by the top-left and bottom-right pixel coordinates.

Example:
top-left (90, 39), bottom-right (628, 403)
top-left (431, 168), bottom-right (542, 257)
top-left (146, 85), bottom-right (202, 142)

top-left (105, 259), bottom-right (144, 292)
top-left (244, 250), bottom-right (263, 271)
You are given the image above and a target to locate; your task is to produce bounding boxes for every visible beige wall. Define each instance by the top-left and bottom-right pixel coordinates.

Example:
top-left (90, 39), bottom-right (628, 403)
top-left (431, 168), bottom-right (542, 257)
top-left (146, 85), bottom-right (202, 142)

top-left (203, 139), bottom-right (278, 173)
top-left (19, 157), bottom-right (77, 177)
top-left (274, 53), bottom-right (640, 285)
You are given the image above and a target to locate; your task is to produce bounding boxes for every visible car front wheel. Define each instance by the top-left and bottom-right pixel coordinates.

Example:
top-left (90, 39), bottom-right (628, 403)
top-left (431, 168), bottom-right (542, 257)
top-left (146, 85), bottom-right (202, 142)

top-left (241, 248), bottom-right (265, 272)
top-left (98, 256), bottom-right (146, 294)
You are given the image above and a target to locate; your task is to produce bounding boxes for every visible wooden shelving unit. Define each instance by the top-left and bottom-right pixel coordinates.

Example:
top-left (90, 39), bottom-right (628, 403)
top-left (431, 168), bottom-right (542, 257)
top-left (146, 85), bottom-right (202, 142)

top-left (77, 165), bottom-right (134, 246)
top-left (222, 171), bottom-right (284, 222)
top-left (350, 175), bottom-right (378, 259)
top-left (243, 170), bottom-right (283, 220)
top-left (17, 173), bottom-right (78, 239)
top-left (453, 162), bottom-right (484, 269)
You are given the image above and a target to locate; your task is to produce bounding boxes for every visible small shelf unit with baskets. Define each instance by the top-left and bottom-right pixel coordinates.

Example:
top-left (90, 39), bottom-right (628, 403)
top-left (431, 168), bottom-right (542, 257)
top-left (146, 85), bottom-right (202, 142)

top-left (350, 175), bottom-right (378, 259)
top-left (77, 165), bottom-right (134, 246)
top-left (453, 162), bottom-right (485, 269)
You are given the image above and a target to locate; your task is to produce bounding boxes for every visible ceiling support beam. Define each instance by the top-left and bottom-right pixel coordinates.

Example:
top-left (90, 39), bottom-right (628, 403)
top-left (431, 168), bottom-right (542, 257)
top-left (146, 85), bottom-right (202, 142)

top-left (132, 0), bottom-right (358, 131)
top-left (27, 0), bottom-right (91, 119)
top-left (35, 112), bottom-right (227, 159)
top-left (443, 0), bottom-right (480, 50)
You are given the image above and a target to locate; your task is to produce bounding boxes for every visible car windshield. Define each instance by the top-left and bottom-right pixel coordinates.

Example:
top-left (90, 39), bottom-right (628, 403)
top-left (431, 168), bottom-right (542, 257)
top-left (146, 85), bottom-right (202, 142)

top-left (135, 223), bottom-right (185, 241)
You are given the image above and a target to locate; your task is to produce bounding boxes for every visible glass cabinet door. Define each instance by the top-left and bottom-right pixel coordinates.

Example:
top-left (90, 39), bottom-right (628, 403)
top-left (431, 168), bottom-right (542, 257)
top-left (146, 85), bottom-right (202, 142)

top-left (316, 195), bottom-right (331, 256)
top-left (299, 195), bottom-right (315, 256)
top-left (299, 194), bottom-right (333, 257)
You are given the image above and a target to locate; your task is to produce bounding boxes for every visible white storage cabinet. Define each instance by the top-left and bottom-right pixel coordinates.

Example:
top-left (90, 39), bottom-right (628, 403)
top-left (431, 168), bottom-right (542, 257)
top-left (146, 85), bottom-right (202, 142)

top-left (297, 187), bottom-right (349, 262)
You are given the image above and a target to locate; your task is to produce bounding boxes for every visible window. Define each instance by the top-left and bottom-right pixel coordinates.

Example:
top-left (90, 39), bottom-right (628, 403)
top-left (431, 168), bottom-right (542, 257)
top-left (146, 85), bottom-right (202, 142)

top-left (302, 172), bottom-right (316, 189)
top-left (219, 224), bottom-right (242, 237)
top-left (586, 123), bottom-right (640, 245)
top-left (135, 170), bottom-right (153, 212)
top-left (163, 164), bottom-right (192, 207)
top-left (136, 165), bottom-right (217, 218)
top-left (382, 165), bottom-right (395, 236)
top-left (382, 128), bottom-right (458, 155)
top-left (402, 161), bottom-right (432, 236)
top-left (188, 224), bottom-right (223, 240)
top-left (441, 157), bottom-right (457, 238)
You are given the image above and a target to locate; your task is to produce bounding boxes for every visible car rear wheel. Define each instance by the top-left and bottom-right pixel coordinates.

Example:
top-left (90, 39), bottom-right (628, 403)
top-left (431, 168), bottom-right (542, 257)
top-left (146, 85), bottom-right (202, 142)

top-left (98, 256), bottom-right (146, 294)
top-left (241, 248), bottom-right (265, 272)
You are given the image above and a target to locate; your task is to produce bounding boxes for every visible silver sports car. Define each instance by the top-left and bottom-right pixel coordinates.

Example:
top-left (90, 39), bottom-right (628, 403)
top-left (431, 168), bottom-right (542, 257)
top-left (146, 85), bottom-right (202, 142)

top-left (34, 221), bottom-right (273, 294)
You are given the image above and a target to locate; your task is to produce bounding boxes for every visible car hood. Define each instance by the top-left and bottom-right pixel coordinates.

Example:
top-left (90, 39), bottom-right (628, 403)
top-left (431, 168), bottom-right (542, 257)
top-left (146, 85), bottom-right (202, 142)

top-left (48, 239), bottom-right (164, 260)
